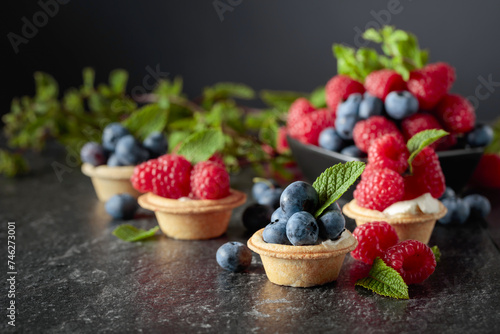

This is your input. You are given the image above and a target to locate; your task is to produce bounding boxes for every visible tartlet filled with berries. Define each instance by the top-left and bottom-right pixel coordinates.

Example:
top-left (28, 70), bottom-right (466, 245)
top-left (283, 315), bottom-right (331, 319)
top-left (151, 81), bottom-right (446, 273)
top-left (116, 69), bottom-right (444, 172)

top-left (248, 162), bottom-right (363, 287)
top-left (343, 131), bottom-right (448, 244)
top-left (133, 153), bottom-right (246, 240)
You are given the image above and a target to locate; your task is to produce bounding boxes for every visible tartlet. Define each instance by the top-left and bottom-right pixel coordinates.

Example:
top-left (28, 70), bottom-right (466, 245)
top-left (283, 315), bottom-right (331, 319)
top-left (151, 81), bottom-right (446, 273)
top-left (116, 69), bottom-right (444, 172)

top-left (138, 190), bottom-right (247, 240)
top-left (247, 229), bottom-right (357, 287)
top-left (81, 163), bottom-right (141, 202)
top-left (343, 199), bottom-right (447, 244)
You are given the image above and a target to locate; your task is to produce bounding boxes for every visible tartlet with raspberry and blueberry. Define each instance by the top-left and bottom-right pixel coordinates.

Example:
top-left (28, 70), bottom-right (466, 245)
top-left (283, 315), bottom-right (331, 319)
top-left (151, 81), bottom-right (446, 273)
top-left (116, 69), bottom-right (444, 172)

top-left (134, 154), bottom-right (246, 240)
top-left (343, 134), bottom-right (447, 244)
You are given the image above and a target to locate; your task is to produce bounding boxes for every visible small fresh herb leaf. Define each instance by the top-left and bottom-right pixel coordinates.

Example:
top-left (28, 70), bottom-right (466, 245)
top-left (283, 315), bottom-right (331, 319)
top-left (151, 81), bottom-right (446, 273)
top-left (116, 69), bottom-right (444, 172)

top-left (431, 245), bottom-right (441, 263)
top-left (112, 225), bottom-right (159, 242)
top-left (109, 69), bottom-right (128, 94)
top-left (312, 161), bottom-right (365, 217)
top-left (355, 258), bottom-right (409, 299)
top-left (407, 129), bottom-right (449, 173)
top-left (177, 129), bottom-right (225, 164)
top-left (310, 86), bottom-right (326, 108)
top-left (122, 104), bottom-right (168, 140)
top-left (0, 149), bottom-right (28, 177)
top-left (260, 90), bottom-right (308, 111)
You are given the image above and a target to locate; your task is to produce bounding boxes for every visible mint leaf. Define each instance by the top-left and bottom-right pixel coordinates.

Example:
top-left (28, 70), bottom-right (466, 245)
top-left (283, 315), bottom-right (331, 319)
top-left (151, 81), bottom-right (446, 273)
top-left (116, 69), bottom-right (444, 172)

top-left (177, 129), bottom-right (225, 164)
top-left (356, 258), bottom-right (409, 299)
top-left (485, 117), bottom-right (500, 154)
top-left (431, 245), bottom-right (441, 263)
top-left (333, 44), bottom-right (383, 82)
top-left (407, 129), bottom-right (449, 173)
top-left (112, 225), bottom-right (159, 242)
top-left (109, 69), bottom-right (128, 94)
top-left (310, 86), bottom-right (326, 108)
top-left (260, 90), bottom-right (307, 111)
top-left (312, 161), bottom-right (365, 217)
top-left (122, 104), bottom-right (168, 140)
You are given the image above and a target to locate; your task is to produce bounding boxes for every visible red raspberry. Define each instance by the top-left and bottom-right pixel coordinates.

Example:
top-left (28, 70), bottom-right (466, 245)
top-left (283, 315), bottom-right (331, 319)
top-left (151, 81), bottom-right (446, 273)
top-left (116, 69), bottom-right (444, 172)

top-left (382, 240), bottom-right (436, 285)
top-left (325, 75), bottom-right (365, 113)
top-left (208, 153), bottom-right (225, 168)
top-left (407, 67), bottom-right (448, 110)
top-left (471, 153), bottom-right (500, 189)
top-left (190, 161), bottom-right (230, 199)
top-left (351, 221), bottom-right (399, 265)
top-left (368, 134), bottom-right (409, 174)
top-left (425, 62), bottom-right (456, 91)
top-left (434, 94), bottom-right (476, 134)
top-left (352, 116), bottom-right (403, 153)
top-left (354, 168), bottom-right (404, 211)
top-left (276, 126), bottom-right (290, 154)
top-left (153, 154), bottom-right (192, 199)
top-left (407, 147), bottom-right (446, 199)
top-left (287, 98), bottom-right (316, 126)
top-left (364, 69), bottom-right (407, 100)
top-left (287, 108), bottom-right (336, 145)
top-left (131, 159), bottom-right (160, 193)
top-left (360, 163), bottom-right (381, 181)
top-left (401, 174), bottom-right (430, 201)
top-left (401, 112), bottom-right (450, 150)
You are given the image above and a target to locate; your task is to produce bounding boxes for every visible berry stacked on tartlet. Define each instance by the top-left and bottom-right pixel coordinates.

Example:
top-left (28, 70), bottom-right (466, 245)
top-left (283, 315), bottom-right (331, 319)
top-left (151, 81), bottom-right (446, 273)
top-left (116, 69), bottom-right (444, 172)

top-left (248, 162), bottom-right (364, 287)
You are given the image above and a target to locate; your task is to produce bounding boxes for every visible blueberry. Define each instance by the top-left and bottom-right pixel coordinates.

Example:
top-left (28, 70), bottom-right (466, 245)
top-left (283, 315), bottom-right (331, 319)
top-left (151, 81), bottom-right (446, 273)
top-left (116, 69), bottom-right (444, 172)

top-left (107, 153), bottom-right (127, 167)
top-left (263, 220), bottom-right (291, 245)
top-left (439, 197), bottom-right (470, 224)
top-left (252, 179), bottom-right (278, 201)
top-left (466, 124), bottom-right (494, 148)
top-left (359, 93), bottom-right (383, 119)
top-left (105, 194), bottom-right (138, 220)
top-left (337, 93), bottom-right (362, 117)
top-left (102, 123), bottom-right (130, 152)
top-left (319, 127), bottom-right (344, 151)
top-left (280, 181), bottom-right (319, 219)
top-left (463, 194), bottom-right (491, 218)
top-left (143, 132), bottom-right (168, 158)
top-left (115, 135), bottom-right (150, 165)
top-left (216, 242), bottom-right (252, 272)
top-left (384, 91), bottom-right (419, 120)
top-left (326, 201), bottom-right (341, 211)
top-left (286, 211), bottom-right (319, 246)
top-left (80, 142), bottom-right (106, 166)
top-left (335, 114), bottom-right (358, 140)
top-left (242, 204), bottom-right (274, 233)
top-left (257, 188), bottom-right (282, 209)
top-left (271, 207), bottom-right (285, 223)
top-left (318, 209), bottom-right (346, 240)
top-left (340, 145), bottom-right (366, 158)
top-left (439, 187), bottom-right (456, 200)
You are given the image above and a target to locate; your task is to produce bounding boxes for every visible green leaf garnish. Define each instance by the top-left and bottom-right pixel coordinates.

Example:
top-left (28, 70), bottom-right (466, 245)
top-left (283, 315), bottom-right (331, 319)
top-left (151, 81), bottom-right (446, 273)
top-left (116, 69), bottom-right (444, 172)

top-left (260, 90), bottom-right (308, 111)
top-left (407, 129), bottom-right (449, 173)
top-left (122, 104), bottom-right (168, 141)
top-left (484, 117), bottom-right (500, 154)
top-left (333, 44), bottom-right (383, 82)
top-left (355, 258), bottom-right (409, 299)
top-left (309, 86), bottom-right (326, 108)
top-left (431, 245), bottom-right (441, 263)
top-left (312, 161), bottom-right (365, 217)
top-left (112, 225), bottom-right (159, 242)
top-left (0, 149), bottom-right (28, 177)
top-left (177, 129), bottom-right (225, 164)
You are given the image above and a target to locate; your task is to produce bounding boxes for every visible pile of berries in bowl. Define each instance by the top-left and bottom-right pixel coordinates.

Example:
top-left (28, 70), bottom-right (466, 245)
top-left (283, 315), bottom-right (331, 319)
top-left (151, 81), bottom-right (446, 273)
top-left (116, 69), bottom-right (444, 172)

top-left (132, 153), bottom-right (246, 240)
top-left (80, 122), bottom-right (168, 201)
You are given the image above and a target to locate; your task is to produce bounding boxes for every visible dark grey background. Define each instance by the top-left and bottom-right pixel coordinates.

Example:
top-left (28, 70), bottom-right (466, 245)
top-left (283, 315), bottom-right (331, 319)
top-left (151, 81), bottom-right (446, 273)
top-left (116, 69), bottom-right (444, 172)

top-left (4, 0), bottom-right (500, 121)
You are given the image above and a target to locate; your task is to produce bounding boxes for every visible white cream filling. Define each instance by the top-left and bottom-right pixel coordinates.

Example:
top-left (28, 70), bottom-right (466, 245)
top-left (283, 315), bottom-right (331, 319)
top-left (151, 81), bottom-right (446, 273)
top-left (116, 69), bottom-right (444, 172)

top-left (383, 193), bottom-right (440, 216)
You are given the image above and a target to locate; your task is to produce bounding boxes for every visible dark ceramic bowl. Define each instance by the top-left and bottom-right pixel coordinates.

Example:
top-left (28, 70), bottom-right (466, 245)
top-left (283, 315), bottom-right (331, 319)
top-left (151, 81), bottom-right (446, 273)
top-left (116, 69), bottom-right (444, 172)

top-left (287, 135), bottom-right (484, 199)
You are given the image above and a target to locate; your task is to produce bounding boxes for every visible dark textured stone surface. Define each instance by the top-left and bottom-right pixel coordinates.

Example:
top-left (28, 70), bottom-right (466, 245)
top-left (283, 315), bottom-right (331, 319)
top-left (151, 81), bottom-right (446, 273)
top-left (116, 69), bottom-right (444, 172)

top-left (1, 151), bottom-right (500, 333)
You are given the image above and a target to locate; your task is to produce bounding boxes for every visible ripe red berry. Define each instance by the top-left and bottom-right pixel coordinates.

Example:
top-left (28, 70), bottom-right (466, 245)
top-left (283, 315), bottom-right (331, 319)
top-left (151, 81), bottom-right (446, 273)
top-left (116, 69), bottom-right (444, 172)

top-left (407, 147), bottom-right (446, 199)
top-left (407, 67), bottom-right (448, 110)
top-left (276, 126), bottom-right (290, 154)
top-left (190, 161), bottom-right (230, 200)
top-left (208, 153), bottom-right (226, 168)
top-left (352, 116), bottom-right (403, 153)
top-left (287, 98), bottom-right (316, 126)
top-left (434, 94), bottom-right (476, 134)
top-left (354, 168), bottom-right (404, 211)
top-left (360, 163), bottom-right (381, 181)
top-left (364, 69), bottom-right (407, 100)
top-left (425, 62), bottom-right (456, 91)
top-left (382, 240), bottom-right (436, 285)
top-left (325, 75), bottom-right (365, 113)
top-left (131, 159), bottom-right (160, 193)
top-left (368, 134), bottom-right (409, 174)
top-left (153, 154), bottom-right (192, 199)
top-left (351, 221), bottom-right (399, 265)
top-left (470, 153), bottom-right (500, 189)
top-left (287, 108), bottom-right (336, 145)
top-left (400, 112), bottom-right (455, 151)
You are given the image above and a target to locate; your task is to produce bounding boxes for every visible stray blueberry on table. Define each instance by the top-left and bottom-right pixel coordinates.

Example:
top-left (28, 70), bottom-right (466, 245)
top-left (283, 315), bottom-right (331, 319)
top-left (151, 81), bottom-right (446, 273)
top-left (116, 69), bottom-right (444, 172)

top-left (80, 142), bottom-right (107, 166)
top-left (242, 204), bottom-right (274, 233)
top-left (216, 242), bottom-right (252, 272)
top-left (439, 187), bottom-right (456, 200)
top-left (466, 124), bottom-right (494, 148)
top-left (286, 211), bottom-right (319, 246)
top-left (105, 193), bottom-right (138, 220)
top-left (463, 194), bottom-right (491, 218)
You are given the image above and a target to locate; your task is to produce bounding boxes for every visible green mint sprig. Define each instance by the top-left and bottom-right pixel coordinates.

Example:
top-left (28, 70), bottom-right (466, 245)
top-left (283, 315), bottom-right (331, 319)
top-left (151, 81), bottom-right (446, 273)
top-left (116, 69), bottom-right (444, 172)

top-left (334, 26), bottom-right (428, 81)
top-left (407, 129), bottom-right (449, 174)
top-left (312, 161), bottom-right (365, 217)
top-left (431, 245), bottom-right (441, 263)
top-left (355, 258), bottom-right (409, 299)
top-left (113, 225), bottom-right (159, 242)
top-left (176, 129), bottom-right (225, 164)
